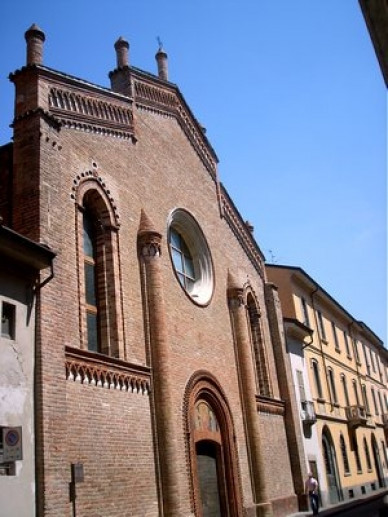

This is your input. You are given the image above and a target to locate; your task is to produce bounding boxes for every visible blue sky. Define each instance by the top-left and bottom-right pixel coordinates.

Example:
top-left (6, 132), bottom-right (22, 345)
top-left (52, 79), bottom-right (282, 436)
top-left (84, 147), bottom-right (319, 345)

top-left (1, 1), bottom-right (386, 343)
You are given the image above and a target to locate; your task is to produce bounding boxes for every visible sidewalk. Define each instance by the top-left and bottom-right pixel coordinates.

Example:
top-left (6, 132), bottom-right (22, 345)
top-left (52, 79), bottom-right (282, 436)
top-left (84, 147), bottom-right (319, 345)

top-left (287, 488), bottom-right (388, 516)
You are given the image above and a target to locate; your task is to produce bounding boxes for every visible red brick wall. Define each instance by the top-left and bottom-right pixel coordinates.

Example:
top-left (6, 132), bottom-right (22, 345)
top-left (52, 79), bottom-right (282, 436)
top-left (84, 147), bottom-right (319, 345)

top-left (0, 143), bottom-right (12, 225)
top-left (7, 62), bottom-right (303, 516)
top-left (66, 383), bottom-right (158, 516)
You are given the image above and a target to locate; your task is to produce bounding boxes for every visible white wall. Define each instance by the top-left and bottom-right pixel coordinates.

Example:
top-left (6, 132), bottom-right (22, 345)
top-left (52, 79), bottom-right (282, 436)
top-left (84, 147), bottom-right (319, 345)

top-left (0, 272), bottom-right (36, 516)
top-left (288, 337), bottom-right (329, 508)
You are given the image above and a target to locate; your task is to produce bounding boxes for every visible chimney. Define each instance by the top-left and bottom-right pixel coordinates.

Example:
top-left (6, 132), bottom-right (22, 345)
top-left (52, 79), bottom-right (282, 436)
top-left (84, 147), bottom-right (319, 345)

top-left (114, 37), bottom-right (129, 68)
top-left (25, 24), bottom-right (45, 66)
top-left (155, 46), bottom-right (168, 81)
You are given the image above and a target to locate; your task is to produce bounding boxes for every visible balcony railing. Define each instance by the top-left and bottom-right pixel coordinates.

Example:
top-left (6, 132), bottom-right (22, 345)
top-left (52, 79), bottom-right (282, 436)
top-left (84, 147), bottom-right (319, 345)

top-left (301, 400), bottom-right (317, 425)
top-left (346, 405), bottom-right (367, 428)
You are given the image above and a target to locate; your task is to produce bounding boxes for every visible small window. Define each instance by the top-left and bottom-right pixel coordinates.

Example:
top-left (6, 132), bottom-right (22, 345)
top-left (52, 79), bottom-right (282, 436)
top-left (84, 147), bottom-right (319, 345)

top-left (352, 379), bottom-right (360, 406)
top-left (340, 434), bottom-right (350, 474)
top-left (327, 367), bottom-right (338, 404)
top-left (296, 369), bottom-right (306, 402)
top-left (332, 322), bottom-right (340, 351)
top-left (381, 440), bottom-right (388, 468)
top-left (317, 310), bottom-right (326, 341)
top-left (362, 385), bottom-right (370, 414)
top-left (378, 391), bottom-right (384, 415)
top-left (370, 351), bottom-right (376, 373)
top-left (364, 438), bottom-right (372, 471)
top-left (371, 388), bottom-right (379, 416)
top-left (300, 297), bottom-right (310, 327)
top-left (341, 374), bottom-right (350, 407)
top-left (312, 360), bottom-right (323, 399)
top-left (1, 302), bottom-right (16, 340)
top-left (354, 439), bottom-right (362, 473)
top-left (362, 343), bottom-right (370, 375)
top-left (354, 340), bottom-right (361, 364)
top-left (343, 331), bottom-right (351, 358)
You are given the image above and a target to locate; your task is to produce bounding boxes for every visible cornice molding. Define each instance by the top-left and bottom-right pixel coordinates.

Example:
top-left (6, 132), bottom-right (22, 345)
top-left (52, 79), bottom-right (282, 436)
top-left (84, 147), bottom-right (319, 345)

top-left (256, 396), bottom-right (285, 416)
top-left (221, 190), bottom-right (264, 278)
top-left (65, 345), bottom-right (150, 394)
top-left (48, 86), bottom-right (135, 141)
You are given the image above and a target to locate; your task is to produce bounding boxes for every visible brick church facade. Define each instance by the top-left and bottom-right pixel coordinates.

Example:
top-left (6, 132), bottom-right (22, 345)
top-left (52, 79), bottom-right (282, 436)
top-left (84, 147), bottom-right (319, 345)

top-left (0, 25), bottom-right (308, 516)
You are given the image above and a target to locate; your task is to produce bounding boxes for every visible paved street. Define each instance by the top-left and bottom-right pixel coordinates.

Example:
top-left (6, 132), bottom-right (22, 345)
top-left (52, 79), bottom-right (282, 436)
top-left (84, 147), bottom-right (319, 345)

top-left (291, 490), bottom-right (388, 517)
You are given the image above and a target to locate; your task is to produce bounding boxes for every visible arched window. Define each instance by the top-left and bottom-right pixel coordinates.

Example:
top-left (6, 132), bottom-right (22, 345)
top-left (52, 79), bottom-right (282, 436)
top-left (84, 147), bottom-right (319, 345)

top-left (76, 180), bottom-right (123, 358)
top-left (327, 367), bottom-right (338, 404)
top-left (340, 374), bottom-right (350, 407)
top-left (364, 437), bottom-right (372, 471)
top-left (312, 360), bottom-right (323, 399)
top-left (83, 210), bottom-right (99, 351)
top-left (246, 294), bottom-right (272, 397)
top-left (354, 437), bottom-right (362, 472)
top-left (340, 434), bottom-right (350, 474)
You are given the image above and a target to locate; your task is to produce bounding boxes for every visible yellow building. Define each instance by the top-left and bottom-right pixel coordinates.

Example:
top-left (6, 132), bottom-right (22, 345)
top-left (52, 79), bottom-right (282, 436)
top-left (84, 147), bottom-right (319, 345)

top-left (266, 265), bottom-right (388, 509)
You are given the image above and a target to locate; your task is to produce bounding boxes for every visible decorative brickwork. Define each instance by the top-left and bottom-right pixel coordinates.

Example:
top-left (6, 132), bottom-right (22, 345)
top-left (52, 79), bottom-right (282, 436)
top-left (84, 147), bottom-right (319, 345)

top-left (49, 87), bottom-right (134, 139)
top-left (65, 345), bottom-right (150, 393)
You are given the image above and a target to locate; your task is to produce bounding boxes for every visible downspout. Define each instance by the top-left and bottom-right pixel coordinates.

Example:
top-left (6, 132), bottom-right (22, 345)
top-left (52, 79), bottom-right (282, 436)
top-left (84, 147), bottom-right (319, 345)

top-left (33, 257), bottom-right (55, 517)
top-left (310, 287), bottom-right (334, 411)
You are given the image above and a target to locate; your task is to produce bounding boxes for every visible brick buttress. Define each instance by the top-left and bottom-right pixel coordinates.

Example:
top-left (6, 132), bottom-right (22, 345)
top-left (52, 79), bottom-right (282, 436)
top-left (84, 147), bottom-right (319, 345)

top-left (227, 271), bottom-right (273, 517)
top-left (137, 210), bottom-right (181, 516)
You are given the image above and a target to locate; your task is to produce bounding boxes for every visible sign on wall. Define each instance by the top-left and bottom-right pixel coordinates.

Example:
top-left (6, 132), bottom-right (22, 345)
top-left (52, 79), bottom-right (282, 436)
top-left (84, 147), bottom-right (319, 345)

top-left (2, 427), bottom-right (23, 462)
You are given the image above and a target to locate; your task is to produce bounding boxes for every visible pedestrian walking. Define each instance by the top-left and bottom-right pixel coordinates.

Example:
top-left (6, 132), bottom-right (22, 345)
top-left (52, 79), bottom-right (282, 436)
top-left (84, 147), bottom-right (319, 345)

top-left (305, 472), bottom-right (319, 515)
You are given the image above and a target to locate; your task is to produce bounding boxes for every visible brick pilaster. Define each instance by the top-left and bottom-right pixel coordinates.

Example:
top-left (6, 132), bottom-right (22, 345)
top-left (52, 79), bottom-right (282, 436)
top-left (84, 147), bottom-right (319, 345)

top-left (227, 272), bottom-right (273, 517)
top-left (137, 210), bottom-right (181, 516)
top-left (264, 282), bottom-right (308, 511)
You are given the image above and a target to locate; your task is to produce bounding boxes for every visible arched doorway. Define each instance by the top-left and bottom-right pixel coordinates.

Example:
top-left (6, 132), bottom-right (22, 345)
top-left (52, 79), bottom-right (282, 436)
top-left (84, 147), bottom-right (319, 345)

top-left (322, 428), bottom-right (342, 504)
top-left (371, 434), bottom-right (385, 488)
top-left (184, 372), bottom-right (243, 517)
